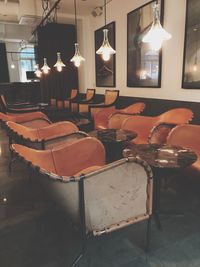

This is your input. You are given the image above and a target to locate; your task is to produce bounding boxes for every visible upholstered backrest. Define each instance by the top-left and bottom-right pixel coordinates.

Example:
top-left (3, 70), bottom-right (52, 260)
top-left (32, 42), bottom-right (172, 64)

top-left (149, 123), bottom-right (177, 145)
top-left (50, 98), bottom-right (57, 106)
top-left (57, 100), bottom-right (64, 110)
top-left (122, 116), bottom-right (157, 144)
top-left (20, 119), bottom-right (51, 128)
top-left (104, 90), bottom-right (119, 105)
top-left (108, 113), bottom-right (133, 129)
top-left (71, 89), bottom-right (78, 98)
top-left (94, 107), bottom-right (116, 129)
top-left (158, 108), bottom-right (193, 124)
top-left (12, 137), bottom-right (106, 177)
top-left (7, 121), bottom-right (39, 140)
top-left (167, 124), bottom-right (200, 153)
top-left (86, 89), bottom-right (95, 101)
top-left (37, 121), bottom-right (78, 140)
top-left (0, 95), bottom-right (7, 108)
top-left (52, 137), bottom-right (105, 176)
top-left (120, 102), bottom-right (146, 114)
top-left (12, 144), bottom-right (56, 173)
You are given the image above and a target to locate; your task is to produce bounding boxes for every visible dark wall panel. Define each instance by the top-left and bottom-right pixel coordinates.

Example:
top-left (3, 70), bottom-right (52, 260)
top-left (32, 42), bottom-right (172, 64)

top-left (0, 43), bottom-right (10, 83)
top-left (37, 23), bottom-right (78, 102)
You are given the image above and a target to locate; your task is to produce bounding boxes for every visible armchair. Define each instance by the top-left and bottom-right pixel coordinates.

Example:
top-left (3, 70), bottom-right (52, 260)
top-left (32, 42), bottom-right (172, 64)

top-left (12, 137), bottom-right (153, 264)
top-left (122, 108), bottom-right (193, 144)
top-left (64, 89), bottom-right (78, 109)
top-left (7, 121), bottom-right (87, 150)
top-left (0, 94), bottom-right (41, 114)
top-left (0, 111), bottom-right (51, 128)
top-left (89, 89), bottom-right (119, 119)
top-left (167, 124), bottom-right (200, 173)
top-left (94, 102), bottom-right (146, 129)
top-left (70, 88), bottom-right (96, 113)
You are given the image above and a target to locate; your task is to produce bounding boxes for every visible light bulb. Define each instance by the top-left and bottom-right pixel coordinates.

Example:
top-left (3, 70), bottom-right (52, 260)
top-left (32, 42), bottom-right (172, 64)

top-left (102, 51), bottom-right (110, 61)
top-left (193, 64), bottom-right (198, 72)
top-left (11, 63), bottom-right (15, 69)
top-left (142, 3), bottom-right (171, 51)
top-left (41, 58), bottom-right (51, 74)
top-left (70, 43), bottom-right (85, 68)
top-left (96, 29), bottom-right (116, 61)
top-left (34, 64), bottom-right (42, 78)
top-left (54, 52), bottom-right (66, 72)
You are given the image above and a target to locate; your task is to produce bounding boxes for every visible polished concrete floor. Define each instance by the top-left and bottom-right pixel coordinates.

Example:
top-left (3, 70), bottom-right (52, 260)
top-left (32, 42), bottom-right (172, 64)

top-left (0, 129), bottom-right (200, 267)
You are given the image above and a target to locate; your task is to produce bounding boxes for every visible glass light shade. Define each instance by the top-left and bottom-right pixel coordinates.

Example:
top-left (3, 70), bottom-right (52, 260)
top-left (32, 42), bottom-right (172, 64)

top-left (70, 43), bottom-right (85, 68)
top-left (41, 58), bottom-right (51, 74)
top-left (34, 64), bottom-right (42, 78)
top-left (193, 63), bottom-right (198, 72)
top-left (11, 63), bottom-right (15, 69)
top-left (142, 4), bottom-right (171, 51)
top-left (54, 52), bottom-right (66, 72)
top-left (96, 29), bottom-right (116, 61)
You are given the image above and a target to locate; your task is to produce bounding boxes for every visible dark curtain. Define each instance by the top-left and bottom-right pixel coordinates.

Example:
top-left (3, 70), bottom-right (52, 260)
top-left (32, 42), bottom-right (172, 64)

top-left (0, 43), bottom-right (10, 83)
top-left (36, 23), bottom-right (78, 102)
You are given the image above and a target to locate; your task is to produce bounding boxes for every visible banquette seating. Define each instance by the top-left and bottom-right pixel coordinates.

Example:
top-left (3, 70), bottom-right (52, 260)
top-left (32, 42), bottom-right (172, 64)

top-left (121, 108), bottom-right (193, 144)
top-left (11, 137), bottom-right (153, 260)
top-left (79, 89), bottom-right (119, 118)
top-left (94, 102), bottom-right (146, 130)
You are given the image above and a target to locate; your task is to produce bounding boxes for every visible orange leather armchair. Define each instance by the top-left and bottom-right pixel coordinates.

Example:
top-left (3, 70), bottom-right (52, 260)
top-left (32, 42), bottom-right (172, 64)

top-left (12, 137), bottom-right (153, 258)
top-left (94, 102), bottom-right (146, 129)
top-left (122, 108), bottom-right (193, 144)
top-left (88, 89), bottom-right (119, 119)
top-left (0, 94), bottom-right (41, 114)
top-left (0, 111), bottom-right (51, 128)
top-left (7, 120), bottom-right (87, 149)
top-left (70, 88), bottom-right (96, 113)
top-left (167, 124), bottom-right (200, 173)
top-left (64, 89), bottom-right (78, 109)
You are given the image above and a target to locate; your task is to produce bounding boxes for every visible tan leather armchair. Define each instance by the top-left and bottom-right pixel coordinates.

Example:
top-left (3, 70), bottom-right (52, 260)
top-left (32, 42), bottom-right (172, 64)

top-left (7, 120), bottom-right (87, 149)
top-left (12, 137), bottom-right (153, 263)
top-left (0, 111), bottom-right (51, 128)
top-left (70, 88), bottom-right (96, 113)
top-left (0, 94), bottom-right (41, 113)
top-left (95, 102), bottom-right (146, 130)
top-left (64, 89), bottom-right (78, 109)
top-left (122, 108), bottom-right (193, 144)
top-left (167, 124), bottom-right (200, 173)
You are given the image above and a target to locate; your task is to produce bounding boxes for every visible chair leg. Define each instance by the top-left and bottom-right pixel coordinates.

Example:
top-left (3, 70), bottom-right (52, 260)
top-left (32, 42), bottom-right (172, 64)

top-left (145, 216), bottom-right (151, 252)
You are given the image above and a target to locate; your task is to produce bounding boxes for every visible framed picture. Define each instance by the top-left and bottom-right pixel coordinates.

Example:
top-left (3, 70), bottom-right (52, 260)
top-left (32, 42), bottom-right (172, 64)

top-left (127, 0), bottom-right (164, 88)
top-left (95, 21), bottom-right (116, 87)
top-left (182, 0), bottom-right (200, 89)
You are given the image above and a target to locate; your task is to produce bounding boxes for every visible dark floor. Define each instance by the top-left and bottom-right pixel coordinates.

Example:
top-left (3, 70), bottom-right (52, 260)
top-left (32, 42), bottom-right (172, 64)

top-left (0, 129), bottom-right (200, 267)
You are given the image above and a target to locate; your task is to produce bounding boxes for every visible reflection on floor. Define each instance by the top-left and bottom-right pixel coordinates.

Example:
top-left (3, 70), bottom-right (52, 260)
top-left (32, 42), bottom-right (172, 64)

top-left (0, 129), bottom-right (200, 267)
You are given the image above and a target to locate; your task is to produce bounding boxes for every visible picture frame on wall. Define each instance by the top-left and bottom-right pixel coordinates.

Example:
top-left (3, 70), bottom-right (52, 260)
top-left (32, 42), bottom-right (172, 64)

top-left (127, 0), bottom-right (164, 88)
top-left (182, 0), bottom-right (200, 89)
top-left (95, 21), bottom-right (116, 87)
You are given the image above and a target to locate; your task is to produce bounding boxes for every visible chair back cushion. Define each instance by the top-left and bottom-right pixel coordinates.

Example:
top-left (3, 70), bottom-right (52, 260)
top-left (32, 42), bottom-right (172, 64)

top-left (158, 108), bottom-right (193, 124)
top-left (86, 89), bottom-right (95, 101)
top-left (121, 102), bottom-right (145, 114)
top-left (104, 90), bottom-right (119, 105)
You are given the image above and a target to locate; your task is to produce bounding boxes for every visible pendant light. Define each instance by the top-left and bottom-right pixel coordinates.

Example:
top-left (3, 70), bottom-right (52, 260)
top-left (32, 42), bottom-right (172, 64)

top-left (96, 0), bottom-right (116, 61)
top-left (41, 58), bottom-right (51, 74)
top-left (70, 0), bottom-right (85, 67)
top-left (142, 2), bottom-right (171, 51)
top-left (54, 52), bottom-right (66, 72)
top-left (34, 64), bottom-right (42, 78)
top-left (10, 53), bottom-right (15, 69)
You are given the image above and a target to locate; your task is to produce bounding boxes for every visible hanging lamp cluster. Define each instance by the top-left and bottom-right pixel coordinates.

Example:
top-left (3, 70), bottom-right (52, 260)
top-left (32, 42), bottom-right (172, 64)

top-left (35, 0), bottom-right (85, 78)
top-left (96, 0), bottom-right (116, 61)
top-left (142, 1), bottom-right (171, 51)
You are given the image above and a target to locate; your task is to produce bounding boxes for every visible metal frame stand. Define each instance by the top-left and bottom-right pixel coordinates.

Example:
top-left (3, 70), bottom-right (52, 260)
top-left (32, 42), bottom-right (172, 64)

top-left (71, 178), bottom-right (87, 267)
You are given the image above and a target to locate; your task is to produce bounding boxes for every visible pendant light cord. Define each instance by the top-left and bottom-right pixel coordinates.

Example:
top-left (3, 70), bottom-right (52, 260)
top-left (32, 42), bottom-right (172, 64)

top-left (74, 0), bottom-right (77, 39)
top-left (104, 0), bottom-right (106, 26)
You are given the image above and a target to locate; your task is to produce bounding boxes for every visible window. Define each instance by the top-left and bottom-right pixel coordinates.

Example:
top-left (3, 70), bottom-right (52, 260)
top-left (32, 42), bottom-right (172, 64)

top-left (19, 47), bottom-right (36, 82)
